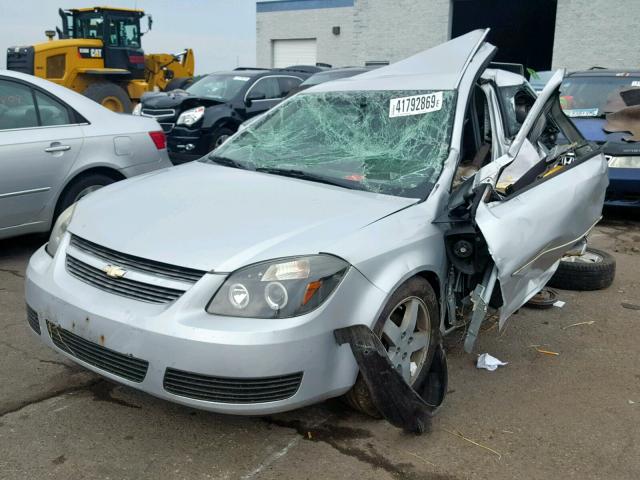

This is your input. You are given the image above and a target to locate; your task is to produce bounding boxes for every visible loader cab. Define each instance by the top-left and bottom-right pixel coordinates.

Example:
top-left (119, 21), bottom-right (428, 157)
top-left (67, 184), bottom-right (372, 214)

top-left (61, 7), bottom-right (147, 79)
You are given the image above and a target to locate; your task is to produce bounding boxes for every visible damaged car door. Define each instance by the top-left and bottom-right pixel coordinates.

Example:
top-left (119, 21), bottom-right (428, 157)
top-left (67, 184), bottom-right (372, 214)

top-left (452, 71), bottom-right (608, 350)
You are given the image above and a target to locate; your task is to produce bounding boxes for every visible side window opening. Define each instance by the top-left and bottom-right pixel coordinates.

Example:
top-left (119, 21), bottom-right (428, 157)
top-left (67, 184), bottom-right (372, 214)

top-left (0, 80), bottom-right (38, 130)
top-left (248, 77), bottom-right (281, 100)
top-left (34, 91), bottom-right (72, 126)
top-left (498, 85), bottom-right (536, 138)
top-left (453, 85), bottom-right (494, 188)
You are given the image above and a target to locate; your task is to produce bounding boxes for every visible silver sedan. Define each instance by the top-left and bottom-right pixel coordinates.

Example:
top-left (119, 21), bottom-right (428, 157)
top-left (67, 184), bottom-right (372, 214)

top-left (25, 30), bottom-right (607, 421)
top-left (0, 70), bottom-right (172, 240)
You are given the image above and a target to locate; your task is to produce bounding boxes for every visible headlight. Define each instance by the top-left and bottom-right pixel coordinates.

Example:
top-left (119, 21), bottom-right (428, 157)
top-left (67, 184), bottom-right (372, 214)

top-left (206, 255), bottom-right (349, 318)
top-left (132, 103), bottom-right (142, 115)
top-left (177, 106), bottom-right (205, 126)
top-left (45, 204), bottom-right (76, 257)
top-left (608, 156), bottom-right (640, 168)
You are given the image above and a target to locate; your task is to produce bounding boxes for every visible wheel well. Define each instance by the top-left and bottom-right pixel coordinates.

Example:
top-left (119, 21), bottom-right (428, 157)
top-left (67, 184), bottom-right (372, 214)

top-left (414, 271), bottom-right (441, 302)
top-left (54, 167), bottom-right (125, 217)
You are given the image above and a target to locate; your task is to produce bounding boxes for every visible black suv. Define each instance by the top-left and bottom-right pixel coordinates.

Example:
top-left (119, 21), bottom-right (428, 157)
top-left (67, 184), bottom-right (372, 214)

top-left (135, 68), bottom-right (312, 163)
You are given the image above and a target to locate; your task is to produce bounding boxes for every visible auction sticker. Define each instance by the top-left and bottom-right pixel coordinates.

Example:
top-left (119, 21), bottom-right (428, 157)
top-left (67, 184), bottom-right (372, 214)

top-left (389, 92), bottom-right (443, 118)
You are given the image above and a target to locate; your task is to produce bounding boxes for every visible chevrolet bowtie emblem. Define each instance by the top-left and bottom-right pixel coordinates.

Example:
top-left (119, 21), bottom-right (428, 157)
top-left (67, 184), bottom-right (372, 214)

top-left (103, 265), bottom-right (127, 279)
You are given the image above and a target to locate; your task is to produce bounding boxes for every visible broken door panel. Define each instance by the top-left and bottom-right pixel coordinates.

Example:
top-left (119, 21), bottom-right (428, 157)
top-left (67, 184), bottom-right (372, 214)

top-left (475, 153), bottom-right (607, 325)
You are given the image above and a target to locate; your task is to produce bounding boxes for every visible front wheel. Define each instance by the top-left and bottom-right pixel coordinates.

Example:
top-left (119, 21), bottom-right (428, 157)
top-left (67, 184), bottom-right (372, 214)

top-left (344, 277), bottom-right (439, 417)
top-left (209, 127), bottom-right (235, 151)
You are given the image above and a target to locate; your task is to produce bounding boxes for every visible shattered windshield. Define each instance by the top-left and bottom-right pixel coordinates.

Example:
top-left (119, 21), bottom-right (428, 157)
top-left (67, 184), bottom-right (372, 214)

top-left (186, 74), bottom-right (250, 101)
top-left (209, 90), bottom-right (456, 198)
top-left (560, 76), bottom-right (640, 117)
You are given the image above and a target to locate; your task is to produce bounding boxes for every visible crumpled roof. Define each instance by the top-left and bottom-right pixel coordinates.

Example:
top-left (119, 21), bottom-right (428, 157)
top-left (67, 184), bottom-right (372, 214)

top-left (310, 29), bottom-right (489, 93)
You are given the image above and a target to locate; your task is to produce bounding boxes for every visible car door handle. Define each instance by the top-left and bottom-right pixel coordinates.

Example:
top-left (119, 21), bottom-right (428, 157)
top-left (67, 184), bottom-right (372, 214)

top-left (45, 144), bottom-right (71, 153)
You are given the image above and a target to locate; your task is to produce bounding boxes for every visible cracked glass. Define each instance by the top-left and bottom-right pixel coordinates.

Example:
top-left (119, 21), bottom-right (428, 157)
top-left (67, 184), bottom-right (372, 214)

top-left (210, 90), bottom-right (457, 198)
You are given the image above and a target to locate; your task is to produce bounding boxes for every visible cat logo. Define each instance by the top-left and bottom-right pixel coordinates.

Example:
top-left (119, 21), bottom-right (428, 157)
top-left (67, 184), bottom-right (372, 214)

top-left (102, 265), bottom-right (127, 279)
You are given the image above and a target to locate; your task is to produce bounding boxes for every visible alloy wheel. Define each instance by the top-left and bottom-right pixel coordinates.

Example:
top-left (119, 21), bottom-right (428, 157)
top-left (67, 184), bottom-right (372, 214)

top-left (380, 296), bottom-right (430, 385)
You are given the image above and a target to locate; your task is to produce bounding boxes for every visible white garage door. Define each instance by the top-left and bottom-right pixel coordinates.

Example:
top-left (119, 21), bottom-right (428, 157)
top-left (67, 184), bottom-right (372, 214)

top-left (272, 39), bottom-right (317, 68)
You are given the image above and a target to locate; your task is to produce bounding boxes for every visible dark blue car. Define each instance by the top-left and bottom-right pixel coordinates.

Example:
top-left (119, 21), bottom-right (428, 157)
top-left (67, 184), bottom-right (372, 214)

top-left (561, 70), bottom-right (640, 208)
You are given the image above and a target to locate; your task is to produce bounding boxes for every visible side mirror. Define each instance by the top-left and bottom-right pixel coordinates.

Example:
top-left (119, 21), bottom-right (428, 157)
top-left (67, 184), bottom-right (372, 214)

top-left (245, 91), bottom-right (266, 107)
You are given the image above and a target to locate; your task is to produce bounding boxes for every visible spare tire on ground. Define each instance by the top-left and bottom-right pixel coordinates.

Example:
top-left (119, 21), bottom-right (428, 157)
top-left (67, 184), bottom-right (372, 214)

top-left (547, 247), bottom-right (616, 291)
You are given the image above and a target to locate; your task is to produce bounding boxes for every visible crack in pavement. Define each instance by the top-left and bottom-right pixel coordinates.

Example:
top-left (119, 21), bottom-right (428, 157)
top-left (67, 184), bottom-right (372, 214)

top-left (0, 379), bottom-right (143, 418)
top-left (0, 268), bottom-right (25, 279)
top-left (0, 379), bottom-right (102, 418)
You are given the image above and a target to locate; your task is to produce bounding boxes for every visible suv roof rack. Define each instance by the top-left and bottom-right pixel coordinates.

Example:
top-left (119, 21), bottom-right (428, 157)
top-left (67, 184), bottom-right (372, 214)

top-left (233, 67), bottom-right (270, 71)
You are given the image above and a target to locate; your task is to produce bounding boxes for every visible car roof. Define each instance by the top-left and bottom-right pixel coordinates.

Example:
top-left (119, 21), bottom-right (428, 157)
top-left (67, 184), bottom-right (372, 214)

top-left (310, 29), bottom-right (492, 92)
top-left (203, 69), bottom-right (308, 78)
top-left (567, 69), bottom-right (640, 78)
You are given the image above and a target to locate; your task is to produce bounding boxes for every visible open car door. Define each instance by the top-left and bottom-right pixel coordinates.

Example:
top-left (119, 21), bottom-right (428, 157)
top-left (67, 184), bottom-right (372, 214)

top-left (470, 70), bottom-right (608, 331)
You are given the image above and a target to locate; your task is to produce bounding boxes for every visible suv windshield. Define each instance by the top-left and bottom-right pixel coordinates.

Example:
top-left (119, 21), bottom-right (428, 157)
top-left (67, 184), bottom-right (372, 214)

top-left (209, 89), bottom-right (456, 198)
top-left (186, 74), bottom-right (251, 101)
top-left (560, 75), bottom-right (640, 117)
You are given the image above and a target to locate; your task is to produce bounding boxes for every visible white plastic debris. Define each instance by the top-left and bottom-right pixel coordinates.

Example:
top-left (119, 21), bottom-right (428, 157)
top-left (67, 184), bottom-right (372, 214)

top-left (553, 300), bottom-right (566, 308)
top-left (476, 353), bottom-right (508, 371)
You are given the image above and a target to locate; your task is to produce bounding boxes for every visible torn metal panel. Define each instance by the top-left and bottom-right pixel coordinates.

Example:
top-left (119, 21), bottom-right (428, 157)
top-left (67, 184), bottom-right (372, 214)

top-left (311, 29), bottom-right (492, 92)
top-left (335, 325), bottom-right (447, 434)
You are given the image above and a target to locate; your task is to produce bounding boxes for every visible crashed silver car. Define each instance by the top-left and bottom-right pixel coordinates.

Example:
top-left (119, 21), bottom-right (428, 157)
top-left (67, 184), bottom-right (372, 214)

top-left (25, 31), bottom-right (607, 429)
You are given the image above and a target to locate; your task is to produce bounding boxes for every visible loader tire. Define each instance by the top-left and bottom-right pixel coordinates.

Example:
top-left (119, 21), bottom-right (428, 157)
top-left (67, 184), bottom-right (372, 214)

top-left (83, 82), bottom-right (133, 113)
top-left (547, 248), bottom-right (616, 291)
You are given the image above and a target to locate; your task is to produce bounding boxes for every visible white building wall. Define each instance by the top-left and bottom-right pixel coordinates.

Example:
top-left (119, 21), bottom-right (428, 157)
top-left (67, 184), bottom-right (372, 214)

top-left (256, 6), bottom-right (355, 68)
top-left (553, 0), bottom-right (640, 70)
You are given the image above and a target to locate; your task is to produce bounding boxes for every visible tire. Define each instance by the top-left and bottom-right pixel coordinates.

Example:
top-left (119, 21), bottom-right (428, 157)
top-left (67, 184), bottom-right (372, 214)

top-left (164, 77), bottom-right (193, 91)
top-left (547, 247), bottom-right (616, 291)
top-left (54, 173), bottom-right (117, 222)
top-left (209, 127), bottom-right (235, 151)
top-left (83, 82), bottom-right (133, 113)
top-left (344, 277), bottom-right (440, 418)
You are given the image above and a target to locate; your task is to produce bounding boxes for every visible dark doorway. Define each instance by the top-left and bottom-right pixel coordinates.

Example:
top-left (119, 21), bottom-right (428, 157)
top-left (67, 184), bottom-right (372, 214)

top-left (451, 0), bottom-right (557, 72)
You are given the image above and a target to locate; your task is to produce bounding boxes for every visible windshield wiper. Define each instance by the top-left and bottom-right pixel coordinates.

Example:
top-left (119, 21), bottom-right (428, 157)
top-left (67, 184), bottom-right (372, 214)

top-left (255, 167), bottom-right (364, 190)
top-left (206, 155), bottom-right (253, 170)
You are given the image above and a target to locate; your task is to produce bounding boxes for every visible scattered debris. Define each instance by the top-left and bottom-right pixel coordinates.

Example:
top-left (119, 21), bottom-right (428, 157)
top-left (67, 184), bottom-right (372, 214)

top-left (621, 303), bottom-right (640, 311)
top-left (535, 348), bottom-right (560, 356)
top-left (628, 400), bottom-right (636, 405)
top-left (476, 353), bottom-right (508, 371)
top-left (553, 300), bottom-right (566, 308)
top-left (525, 288), bottom-right (559, 309)
top-left (406, 451), bottom-right (437, 467)
top-left (562, 320), bottom-right (595, 330)
top-left (443, 428), bottom-right (502, 459)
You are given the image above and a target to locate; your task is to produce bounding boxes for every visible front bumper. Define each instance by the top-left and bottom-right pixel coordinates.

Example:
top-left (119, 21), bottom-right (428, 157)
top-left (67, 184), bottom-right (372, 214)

top-left (605, 167), bottom-right (640, 208)
top-left (167, 126), bottom-right (215, 164)
top-left (25, 241), bottom-right (386, 415)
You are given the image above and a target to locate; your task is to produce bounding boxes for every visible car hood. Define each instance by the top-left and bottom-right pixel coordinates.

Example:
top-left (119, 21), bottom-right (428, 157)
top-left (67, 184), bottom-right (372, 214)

top-left (69, 162), bottom-right (416, 272)
top-left (141, 90), bottom-right (224, 110)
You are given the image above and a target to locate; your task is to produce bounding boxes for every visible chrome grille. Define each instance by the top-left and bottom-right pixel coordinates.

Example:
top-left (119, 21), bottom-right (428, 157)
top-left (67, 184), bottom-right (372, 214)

top-left (70, 235), bottom-right (206, 283)
top-left (26, 304), bottom-right (40, 334)
top-left (163, 368), bottom-right (303, 404)
top-left (141, 108), bottom-right (176, 120)
top-left (47, 321), bottom-right (148, 382)
top-left (66, 255), bottom-right (185, 304)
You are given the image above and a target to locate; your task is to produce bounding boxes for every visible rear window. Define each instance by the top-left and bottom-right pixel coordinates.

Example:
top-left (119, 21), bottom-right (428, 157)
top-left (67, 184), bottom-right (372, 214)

top-left (560, 75), bottom-right (640, 117)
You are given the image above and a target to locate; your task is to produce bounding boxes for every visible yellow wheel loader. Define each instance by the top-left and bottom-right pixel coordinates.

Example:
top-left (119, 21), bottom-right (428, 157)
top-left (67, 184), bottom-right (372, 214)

top-left (6, 6), bottom-right (195, 112)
